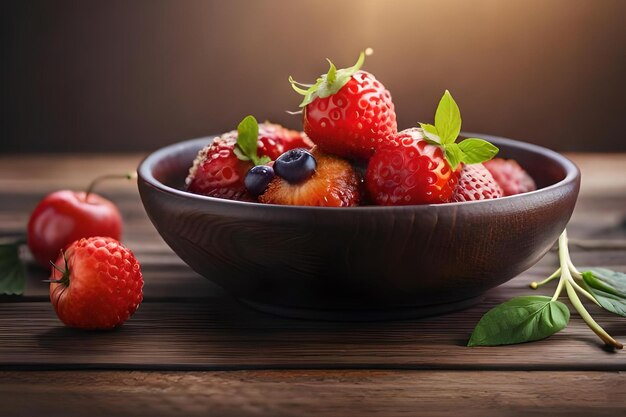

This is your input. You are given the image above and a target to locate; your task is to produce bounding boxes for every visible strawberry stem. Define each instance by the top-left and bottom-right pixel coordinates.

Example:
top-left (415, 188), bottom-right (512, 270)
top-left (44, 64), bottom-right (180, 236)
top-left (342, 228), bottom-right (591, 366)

top-left (84, 172), bottom-right (136, 202)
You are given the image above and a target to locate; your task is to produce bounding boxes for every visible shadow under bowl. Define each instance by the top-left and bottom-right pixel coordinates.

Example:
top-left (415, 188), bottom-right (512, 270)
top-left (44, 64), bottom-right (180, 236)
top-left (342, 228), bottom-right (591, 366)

top-left (137, 133), bottom-right (580, 320)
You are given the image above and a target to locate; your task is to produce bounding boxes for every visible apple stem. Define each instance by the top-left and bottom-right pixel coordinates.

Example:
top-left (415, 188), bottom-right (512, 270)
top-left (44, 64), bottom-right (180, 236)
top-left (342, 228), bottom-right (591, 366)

top-left (84, 172), bottom-right (136, 202)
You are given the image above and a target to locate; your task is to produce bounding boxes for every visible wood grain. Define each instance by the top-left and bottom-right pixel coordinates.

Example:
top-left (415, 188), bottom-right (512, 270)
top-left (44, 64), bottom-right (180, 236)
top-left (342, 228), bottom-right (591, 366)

top-left (1, 370), bottom-right (624, 417)
top-left (1, 286), bottom-right (625, 370)
top-left (0, 153), bottom-right (625, 372)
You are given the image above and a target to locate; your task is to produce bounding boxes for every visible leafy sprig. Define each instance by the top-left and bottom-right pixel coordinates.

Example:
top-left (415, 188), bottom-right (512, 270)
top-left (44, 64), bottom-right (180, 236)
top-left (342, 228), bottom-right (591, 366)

top-left (469, 230), bottom-right (624, 350)
top-left (233, 115), bottom-right (271, 166)
top-left (420, 91), bottom-right (499, 169)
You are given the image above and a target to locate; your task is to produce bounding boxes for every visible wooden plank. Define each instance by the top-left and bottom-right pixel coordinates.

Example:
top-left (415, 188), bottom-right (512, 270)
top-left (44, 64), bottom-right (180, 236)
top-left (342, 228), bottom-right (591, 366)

top-left (0, 370), bottom-right (624, 417)
top-left (6, 249), bottom-right (624, 301)
top-left (1, 281), bottom-right (625, 371)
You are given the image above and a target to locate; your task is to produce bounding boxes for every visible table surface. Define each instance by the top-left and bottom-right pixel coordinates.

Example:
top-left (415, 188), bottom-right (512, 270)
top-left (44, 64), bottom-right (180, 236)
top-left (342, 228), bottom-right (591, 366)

top-left (1, 153), bottom-right (625, 416)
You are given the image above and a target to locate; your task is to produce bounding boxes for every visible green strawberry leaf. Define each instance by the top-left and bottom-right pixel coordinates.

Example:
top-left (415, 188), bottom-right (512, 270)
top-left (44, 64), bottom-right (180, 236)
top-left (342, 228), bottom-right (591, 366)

top-left (234, 115), bottom-right (269, 166)
top-left (290, 51), bottom-right (366, 108)
top-left (0, 242), bottom-right (26, 295)
top-left (581, 268), bottom-right (626, 317)
top-left (434, 90), bottom-right (461, 145)
top-left (468, 296), bottom-right (570, 347)
top-left (458, 138), bottom-right (499, 164)
top-left (443, 143), bottom-right (464, 170)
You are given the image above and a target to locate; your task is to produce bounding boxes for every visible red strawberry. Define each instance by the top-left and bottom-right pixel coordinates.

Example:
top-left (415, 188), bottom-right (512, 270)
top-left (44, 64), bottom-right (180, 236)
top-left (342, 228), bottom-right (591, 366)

top-left (186, 131), bottom-right (252, 200)
top-left (290, 51), bottom-right (397, 160)
top-left (366, 128), bottom-right (460, 205)
top-left (451, 163), bottom-right (503, 202)
top-left (49, 236), bottom-right (143, 329)
top-left (483, 158), bottom-right (537, 196)
top-left (186, 117), bottom-right (306, 200)
top-left (259, 149), bottom-right (360, 207)
top-left (366, 90), bottom-right (499, 206)
top-left (257, 122), bottom-right (313, 160)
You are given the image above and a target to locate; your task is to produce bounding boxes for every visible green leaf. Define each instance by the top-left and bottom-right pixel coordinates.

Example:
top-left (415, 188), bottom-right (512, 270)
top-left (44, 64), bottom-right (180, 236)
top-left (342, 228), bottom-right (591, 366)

top-left (256, 155), bottom-right (272, 165)
top-left (326, 59), bottom-right (337, 85)
top-left (232, 146), bottom-right (250, 161)
top-left (582, 268), bottom-right (626, 317)
top-left (290, 51), bottom-right (366, 108)
top-left (0, 243), bottom-right (25, 295)
top-left (434, 90), bottom-right (461, 145)
top-left (468, 296), bottom-right (570, 347)
top-left (458, 138), bottom-right (499, 164)
top-left (234, 115), bottom-right (269, 166)
top-left (419, 123), bottom-right (441, 144)
top-left (443, 143), bottom-right (464, 170)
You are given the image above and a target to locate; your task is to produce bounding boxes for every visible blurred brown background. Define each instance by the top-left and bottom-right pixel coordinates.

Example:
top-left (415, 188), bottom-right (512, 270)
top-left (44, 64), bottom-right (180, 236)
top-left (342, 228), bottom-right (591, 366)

top-left (1, 0), bottom-right (625, 153)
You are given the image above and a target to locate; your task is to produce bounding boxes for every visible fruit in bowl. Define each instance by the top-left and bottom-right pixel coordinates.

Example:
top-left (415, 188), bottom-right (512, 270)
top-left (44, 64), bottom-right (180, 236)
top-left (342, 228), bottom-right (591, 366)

top-left (137, 51), bottom-right (577, 320)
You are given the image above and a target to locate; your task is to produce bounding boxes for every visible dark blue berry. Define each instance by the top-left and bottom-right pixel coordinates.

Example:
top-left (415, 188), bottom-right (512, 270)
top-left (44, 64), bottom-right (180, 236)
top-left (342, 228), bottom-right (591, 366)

top-left (274, 149), bottom-right (317, 184)
top-left (245, 165), bottom-right (275, 197)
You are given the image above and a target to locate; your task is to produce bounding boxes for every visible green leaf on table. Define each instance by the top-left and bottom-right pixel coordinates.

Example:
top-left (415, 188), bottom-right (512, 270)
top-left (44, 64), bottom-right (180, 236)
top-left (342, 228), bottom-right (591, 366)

top-left (0, 243), bottom-right (25, 295)
top-left (468, 296), bottom-right (570, 347)
top-left (458, 138), bottom-right (499, 164)
top-left (582, 268), bottom-right (626, 317)
top-left (433, 90), bottom-right (461, 144)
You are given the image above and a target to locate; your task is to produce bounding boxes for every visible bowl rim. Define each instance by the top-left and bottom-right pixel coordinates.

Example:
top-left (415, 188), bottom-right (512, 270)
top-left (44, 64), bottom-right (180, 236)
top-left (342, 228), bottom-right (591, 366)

top-left (137, 132), bottom-right (580, 212)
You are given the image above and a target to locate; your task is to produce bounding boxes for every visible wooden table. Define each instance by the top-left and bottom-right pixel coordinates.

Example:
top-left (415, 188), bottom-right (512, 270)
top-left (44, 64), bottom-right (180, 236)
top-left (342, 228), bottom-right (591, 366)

top-left (1, 153), bottom-right (625, 416)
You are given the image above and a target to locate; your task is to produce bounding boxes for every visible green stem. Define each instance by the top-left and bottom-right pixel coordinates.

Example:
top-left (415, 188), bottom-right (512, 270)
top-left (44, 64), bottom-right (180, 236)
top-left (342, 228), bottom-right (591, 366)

top-left (84, 172), bottom-right (136, 202)
top-left (531, 268), bottom-right (561, 289)
top-left (565, 279), bottom-right (622, 349)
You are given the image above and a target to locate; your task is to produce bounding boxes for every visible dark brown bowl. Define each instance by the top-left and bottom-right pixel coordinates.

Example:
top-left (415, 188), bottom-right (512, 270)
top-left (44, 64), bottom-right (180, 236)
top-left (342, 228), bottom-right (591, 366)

top-left (137, 134), bottom-right (580, 320)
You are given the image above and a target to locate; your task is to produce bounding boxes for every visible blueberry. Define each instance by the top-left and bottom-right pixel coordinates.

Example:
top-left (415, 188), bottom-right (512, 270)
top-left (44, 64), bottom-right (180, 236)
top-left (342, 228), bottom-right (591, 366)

top-left (245, 165), bottom-right (275, 197)
top-left (274, 149), bottom-right (317, 184)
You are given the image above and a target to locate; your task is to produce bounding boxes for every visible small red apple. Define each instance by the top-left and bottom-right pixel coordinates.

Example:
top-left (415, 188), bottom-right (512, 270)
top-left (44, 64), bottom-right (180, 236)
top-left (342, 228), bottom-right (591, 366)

top-left (27, 174), bottom-right (132, 267)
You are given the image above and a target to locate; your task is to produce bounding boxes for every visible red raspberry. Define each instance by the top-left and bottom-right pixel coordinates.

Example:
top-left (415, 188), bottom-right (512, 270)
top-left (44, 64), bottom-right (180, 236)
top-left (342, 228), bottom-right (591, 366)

top-left (49, 237), bottom-right (143, 329)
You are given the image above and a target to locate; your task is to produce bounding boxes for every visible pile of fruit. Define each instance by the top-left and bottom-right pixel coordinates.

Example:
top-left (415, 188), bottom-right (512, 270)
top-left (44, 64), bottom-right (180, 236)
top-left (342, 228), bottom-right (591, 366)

top-left (186, 51), bottom-right (536, 206)
top-left (0, 174), bottom-right (144, 330)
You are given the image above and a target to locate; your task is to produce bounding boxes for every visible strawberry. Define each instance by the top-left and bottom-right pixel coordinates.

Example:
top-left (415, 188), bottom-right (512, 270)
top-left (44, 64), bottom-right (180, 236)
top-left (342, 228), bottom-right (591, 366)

top-left (451, 163), bottom-right (503, 202)
top-left (257, 122), bottom-right (313, 160)
top-left (366, 91), bottom-right (499, 206)
top-left (48, 236), bottom-right (143, 329)
top-left (186, 131), bottom-right (252, 200)
top-left (290, 51), bottom-right (397, 160)
top-left (483, 158), bottom-right (537, 196)
top-left (366, 128), bottom-right (461, 205)
top-left (259, 148), bottom-right (360, 207)
top-left (186, 116), bottom-right (306, 200)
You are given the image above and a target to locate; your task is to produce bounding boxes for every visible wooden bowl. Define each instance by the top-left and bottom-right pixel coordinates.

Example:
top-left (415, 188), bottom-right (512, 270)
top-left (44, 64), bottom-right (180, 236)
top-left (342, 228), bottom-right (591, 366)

top-left (137, 134), bottom-right (580, 320)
